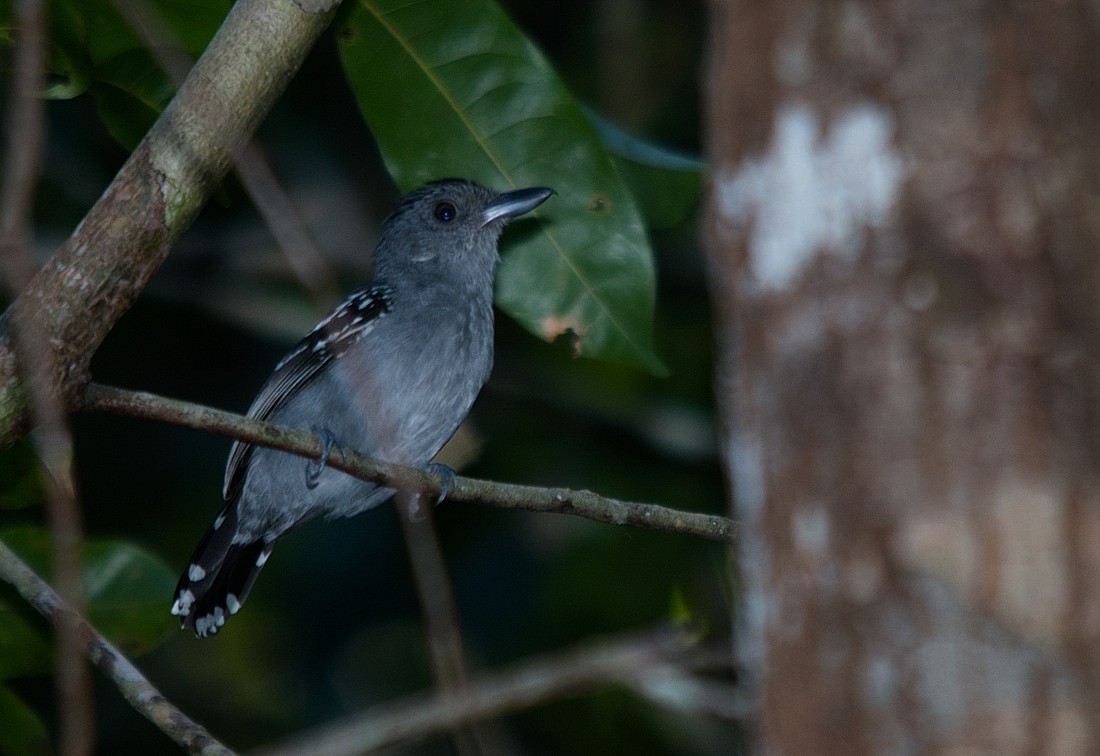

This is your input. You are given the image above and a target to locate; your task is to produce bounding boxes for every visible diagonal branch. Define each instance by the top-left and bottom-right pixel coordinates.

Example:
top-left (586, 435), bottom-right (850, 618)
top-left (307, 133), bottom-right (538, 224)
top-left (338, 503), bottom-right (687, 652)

top-left (110, 0), bottom-right (344, 311)
top-left (255, 628), bottom-right (732, 756)
top-left (80, 383), bottom-right (736, 543)
top-left (0, 538), bottom-right (235, 756)
top-left (0, 0), bottom-right (343, 448)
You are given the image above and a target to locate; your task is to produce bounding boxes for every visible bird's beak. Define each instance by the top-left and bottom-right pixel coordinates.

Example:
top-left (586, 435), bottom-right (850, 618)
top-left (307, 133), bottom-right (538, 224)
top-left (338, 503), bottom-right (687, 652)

top-left (480, 186), bottom-right (555, 228)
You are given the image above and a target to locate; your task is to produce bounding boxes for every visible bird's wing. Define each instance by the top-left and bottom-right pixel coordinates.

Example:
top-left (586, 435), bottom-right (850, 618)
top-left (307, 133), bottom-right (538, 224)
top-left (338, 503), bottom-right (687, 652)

top-left (223, 283), bottom-right (394, 500)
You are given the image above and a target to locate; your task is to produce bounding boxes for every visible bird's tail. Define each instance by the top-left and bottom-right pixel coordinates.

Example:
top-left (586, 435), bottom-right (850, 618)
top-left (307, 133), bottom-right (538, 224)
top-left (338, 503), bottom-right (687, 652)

top-left (170, 502), bottom-right (274, 637)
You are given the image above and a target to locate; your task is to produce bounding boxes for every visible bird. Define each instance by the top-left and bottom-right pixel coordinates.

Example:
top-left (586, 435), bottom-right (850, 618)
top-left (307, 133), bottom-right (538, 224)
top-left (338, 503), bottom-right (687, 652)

top-left (170, 179), bottom-right (554, 637)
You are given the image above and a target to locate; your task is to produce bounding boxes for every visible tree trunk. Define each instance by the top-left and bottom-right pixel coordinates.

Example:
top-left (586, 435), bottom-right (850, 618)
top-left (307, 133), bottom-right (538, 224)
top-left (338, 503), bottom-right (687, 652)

top-left (704, 0), bottom-right (1100, 752)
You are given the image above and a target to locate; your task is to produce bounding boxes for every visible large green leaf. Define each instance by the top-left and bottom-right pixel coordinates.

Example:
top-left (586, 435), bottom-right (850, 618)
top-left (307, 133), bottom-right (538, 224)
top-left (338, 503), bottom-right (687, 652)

top-left (0, 526), bottom-right (177, 656)
top-left (337, 0), bottom-right (663, 372)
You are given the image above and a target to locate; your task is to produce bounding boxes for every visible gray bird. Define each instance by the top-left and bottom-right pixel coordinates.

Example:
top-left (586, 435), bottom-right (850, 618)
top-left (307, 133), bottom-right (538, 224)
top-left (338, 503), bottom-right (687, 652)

top-left (171, 179), bottom-right (553, 637)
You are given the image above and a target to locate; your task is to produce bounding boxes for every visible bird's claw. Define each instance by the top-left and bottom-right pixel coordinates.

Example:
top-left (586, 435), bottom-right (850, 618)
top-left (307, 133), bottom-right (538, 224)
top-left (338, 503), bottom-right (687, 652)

top-left (306, 425), bottom-right (344, 489)
top-left (426, 463), bottom-right (457, 505)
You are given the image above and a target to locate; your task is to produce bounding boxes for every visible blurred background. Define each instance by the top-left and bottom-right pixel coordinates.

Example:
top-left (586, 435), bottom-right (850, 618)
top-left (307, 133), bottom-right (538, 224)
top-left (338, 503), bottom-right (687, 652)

top-left (1, 0), bottom-right (734, 753)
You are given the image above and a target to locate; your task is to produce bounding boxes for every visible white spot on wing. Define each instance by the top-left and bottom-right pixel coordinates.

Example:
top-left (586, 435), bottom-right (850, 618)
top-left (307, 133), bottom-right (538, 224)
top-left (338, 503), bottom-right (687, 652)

top-left (188, 564), bottom-right (207, 582)
top-left (256, 547), bottom-right (271, 567)
top-left (226, 594), bottom-right (241, 615)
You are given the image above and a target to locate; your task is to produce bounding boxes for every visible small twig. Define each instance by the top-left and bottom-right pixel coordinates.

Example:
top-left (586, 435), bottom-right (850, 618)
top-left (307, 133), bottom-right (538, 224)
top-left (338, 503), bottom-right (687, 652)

top-left (0, 1), bottom-right (95, 752)
top-left (0, 538), bottom-right (235, 756)
top-left (0, 3), bottom-right (46, 245)
top-left (254, 628), bottom-right (724, 756)
top-left (80, 383), bottom-right (736, 543)
top-left (232, 142), bottom-right (344, 310)
top-left (111, 0), bottom-right (343, 311)
top-left (395, 495), bottom-right (504, 756)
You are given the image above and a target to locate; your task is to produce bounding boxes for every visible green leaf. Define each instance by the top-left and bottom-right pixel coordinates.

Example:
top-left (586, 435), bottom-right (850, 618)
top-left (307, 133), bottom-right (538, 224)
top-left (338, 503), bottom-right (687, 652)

top-left (90, 80), bottom-right (162, 151)
top-left (585, 110), bottom-right (706, 230)
top-left (0, 526), bottom-right (177, 656)
top-left (0, 686), bottom-right (50, 756)
top-left (46, 0), bottom-right (231, 145)
top-left (0, 442), bottom-right (45, 511)
top-left (667, 585), bottom-right (692, 625)
top-left (0, 597), bottom-right (52, 680)
top-left (53, 0), bottom-right (230, 68)
top-left (337, 0), bottom-right (663, 372)
top-left (82, 540), bottom-right (178, 655)
top-left (42, 69), bottom-right (90, 100)
top-left (90, 48), bottom-right (178, 149)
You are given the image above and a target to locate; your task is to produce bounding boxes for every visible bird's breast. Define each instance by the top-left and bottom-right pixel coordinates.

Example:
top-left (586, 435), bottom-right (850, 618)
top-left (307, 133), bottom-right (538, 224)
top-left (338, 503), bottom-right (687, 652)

top-left (325, 291), bottom-right (494, 465)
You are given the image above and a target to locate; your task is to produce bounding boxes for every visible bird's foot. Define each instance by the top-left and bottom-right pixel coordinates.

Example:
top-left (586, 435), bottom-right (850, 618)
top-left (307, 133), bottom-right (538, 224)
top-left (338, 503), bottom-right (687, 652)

top-left (306, 425), bottom-right (345, 489)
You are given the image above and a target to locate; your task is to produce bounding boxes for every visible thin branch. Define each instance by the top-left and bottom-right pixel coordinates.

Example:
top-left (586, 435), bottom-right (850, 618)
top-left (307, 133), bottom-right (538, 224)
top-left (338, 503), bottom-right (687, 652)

top-left (0, 0), bottom-right (94, 752)
top-left (232, 142), bottom-right (344, 310)
top-left (395, 495), bottom-right (505, 755)
top-left (255, 628), bottom-right (730, 756)
top-left (0, 3), bottom-right (45, 246)
top-left (0, 538), bottom-right (235, 756)
top-left (80, 383), bottom-right (736, 543)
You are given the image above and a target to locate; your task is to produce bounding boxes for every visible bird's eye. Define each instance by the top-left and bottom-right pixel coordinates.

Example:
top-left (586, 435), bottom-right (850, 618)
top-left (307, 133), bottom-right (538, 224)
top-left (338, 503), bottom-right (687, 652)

top-left (434, 201), bottom-right (457, 223)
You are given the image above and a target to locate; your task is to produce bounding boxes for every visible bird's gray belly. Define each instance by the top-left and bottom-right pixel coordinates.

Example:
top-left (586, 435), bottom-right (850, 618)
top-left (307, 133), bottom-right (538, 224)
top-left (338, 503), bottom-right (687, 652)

top-left (234, 312), bottom-right (491, 539)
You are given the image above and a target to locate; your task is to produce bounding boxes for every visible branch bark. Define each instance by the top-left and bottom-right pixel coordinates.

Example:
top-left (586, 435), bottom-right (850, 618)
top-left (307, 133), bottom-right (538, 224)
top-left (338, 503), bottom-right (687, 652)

top-left (0, 539), bottom-right (235, 756)
top-left (0, 0), bottom-right (343, 447)
top-left (80, 382), bottom-right (735, 542)
top-left (256, 628), bottom-right (726, 756)
top-left (394, 496), bottom-right (507, 756)
top-left (0, 526), bottom-right (731, 756)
